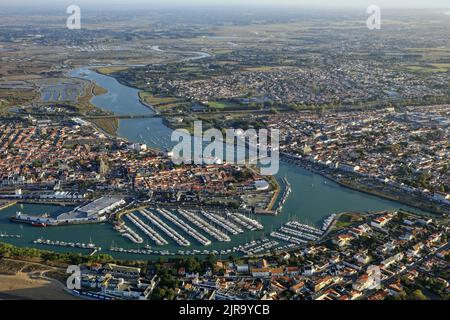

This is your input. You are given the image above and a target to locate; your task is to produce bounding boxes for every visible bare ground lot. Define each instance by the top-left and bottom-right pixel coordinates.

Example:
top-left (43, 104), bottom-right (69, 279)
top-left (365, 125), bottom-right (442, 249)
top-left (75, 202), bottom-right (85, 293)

top-left (0, 258), bottom-right (80, 300)
top-left (0, 273), bottom-right (80, 300)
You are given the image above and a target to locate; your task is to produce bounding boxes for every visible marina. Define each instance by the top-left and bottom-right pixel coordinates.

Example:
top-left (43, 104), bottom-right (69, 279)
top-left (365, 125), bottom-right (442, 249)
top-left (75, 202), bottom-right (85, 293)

top-left (108, 238), bottom-right (291, 257)
top-left (125, 213), bottom-right (168, 246)
top-left (33, 237), bottom-right (101, 251)
top-left (139, 209), bottom-right (191, 247)
top-left (0, 66), bottom-right (434, 260)
top-left (156, 208), bottom-right (211, 246)
top-left (200, 210), bottom-right (244, 235)
top-left (0, 232), bottom-right (21, 239)
top-left (178, 209), bottom-right (231, 242)
top-left (322, 213), bottom-right (337, 232)
top-left (114, 224), bottom-right (144, 244)
top-left (270, 220), bottom-right (324, 245)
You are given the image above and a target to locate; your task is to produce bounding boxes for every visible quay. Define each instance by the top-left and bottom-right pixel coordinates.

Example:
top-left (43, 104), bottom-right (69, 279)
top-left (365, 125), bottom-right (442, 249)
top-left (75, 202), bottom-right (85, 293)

top-left (0, 201), bottom-right (17, 211)
top-left (83, 114), bottom-right (161, 120)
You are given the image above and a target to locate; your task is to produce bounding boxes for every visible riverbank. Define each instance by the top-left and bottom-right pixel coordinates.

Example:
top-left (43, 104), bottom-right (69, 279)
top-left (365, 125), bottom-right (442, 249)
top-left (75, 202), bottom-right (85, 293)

top-left (281, 153), bottom-right (446, 216)
top-left (137, 91), bottom-right (161, 114)
top-left (0, 257), bottom-right (80, 300)
top-left (0, 201), bottom-right (17, 211)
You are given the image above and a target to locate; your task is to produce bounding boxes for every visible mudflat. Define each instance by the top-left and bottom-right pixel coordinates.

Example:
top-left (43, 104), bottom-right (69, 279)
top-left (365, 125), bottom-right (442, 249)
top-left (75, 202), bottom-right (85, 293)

top-left (0, 273), bottom-right (80, 300)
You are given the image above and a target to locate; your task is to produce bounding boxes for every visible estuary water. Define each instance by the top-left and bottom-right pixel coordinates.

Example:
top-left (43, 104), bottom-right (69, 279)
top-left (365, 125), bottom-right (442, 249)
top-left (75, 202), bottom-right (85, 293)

top-left (0, 67), bottom-right (429, 260)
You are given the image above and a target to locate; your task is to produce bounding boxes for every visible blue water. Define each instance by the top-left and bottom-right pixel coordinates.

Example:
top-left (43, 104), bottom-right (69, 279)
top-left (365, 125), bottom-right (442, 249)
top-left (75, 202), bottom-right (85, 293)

top-left (0, 67), bottom-right (429, 260)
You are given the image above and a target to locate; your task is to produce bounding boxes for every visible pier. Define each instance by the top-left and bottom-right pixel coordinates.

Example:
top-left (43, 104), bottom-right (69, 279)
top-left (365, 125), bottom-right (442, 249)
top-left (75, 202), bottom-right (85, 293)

top-left (156, 208), bottom-right (211, 246)
top-left (274, 177), bottom-right (291, 214)
top-left (270, 231), bottom-right (307, 245)
top-left (33, 238), bottom-right (101, 252)
top-left (114, 224), bottom-right (144, 244)
top-left (322, 214), bottom-right (337, 232)
top-left (200, 210), bottom-right (243, 235)
top-left (0, 232), bottom-right (21, 239)
top-left (270, 220), bottom-right (324, 245)
top-left (178, 209), bottom-right (231, 242)
top-left (126, 213), bottom-right (168, 246)
top-left (0, 201), bottom-right (17, 211)
top-left (285, 221), bottom-right (324, 237)
top-left (227, 212), bottom-right (264, 231)
top-left (238, 239), bottom-right (280, 255)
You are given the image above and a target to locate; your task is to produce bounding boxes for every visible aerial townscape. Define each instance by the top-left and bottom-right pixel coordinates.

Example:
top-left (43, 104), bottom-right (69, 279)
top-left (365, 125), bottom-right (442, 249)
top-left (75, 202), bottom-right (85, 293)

top-left (0, 0), bottom-right (448, 304)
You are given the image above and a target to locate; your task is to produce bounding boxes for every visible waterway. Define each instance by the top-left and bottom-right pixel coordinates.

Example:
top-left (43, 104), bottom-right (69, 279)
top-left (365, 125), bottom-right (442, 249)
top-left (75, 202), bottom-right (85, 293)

top-left (0, 65), bottom-right (430, 260)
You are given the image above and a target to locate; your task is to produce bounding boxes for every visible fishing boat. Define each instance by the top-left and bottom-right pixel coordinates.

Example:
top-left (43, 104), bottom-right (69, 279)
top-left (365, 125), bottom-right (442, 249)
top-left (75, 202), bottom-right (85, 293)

top-left (32, 222), bottom-right (47, 227)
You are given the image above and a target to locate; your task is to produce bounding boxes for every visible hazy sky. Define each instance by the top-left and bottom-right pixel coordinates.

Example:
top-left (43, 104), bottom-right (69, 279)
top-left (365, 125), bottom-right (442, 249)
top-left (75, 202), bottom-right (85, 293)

top-left (0, 0), bottom-right (449, 9)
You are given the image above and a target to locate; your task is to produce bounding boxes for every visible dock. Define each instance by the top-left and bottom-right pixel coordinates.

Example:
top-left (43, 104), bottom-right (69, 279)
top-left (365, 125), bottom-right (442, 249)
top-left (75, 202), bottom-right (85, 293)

top-left (156, 208), bottom-right (211, 246)
top-left (178, 209), bottom-right (231, 242)
top-left (125, 213), bottom-right (168, 246)
top-left (140, 209), bottom-right (190, 246)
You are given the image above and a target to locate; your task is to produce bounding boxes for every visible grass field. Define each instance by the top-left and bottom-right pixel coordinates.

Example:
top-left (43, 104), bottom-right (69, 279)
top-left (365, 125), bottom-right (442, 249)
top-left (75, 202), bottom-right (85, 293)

top-left (335, 212), bottom-right (364, 229)
top-left (139, 91), bottom-right (180, 106)
top-left (90, 118), bottom-right (119, 135)
top-left (244, 66), bottom-right (278, 72)
top-left (207, 100), bottom-right (242, 109)
top-left (139, 91), bottom-right (189, 113)
top-left (0, 88), bottom-right (37, 113)
top-left (95, 66), bottom-right (131, 75)
top-left (92, 82), bottom-right (108, 96)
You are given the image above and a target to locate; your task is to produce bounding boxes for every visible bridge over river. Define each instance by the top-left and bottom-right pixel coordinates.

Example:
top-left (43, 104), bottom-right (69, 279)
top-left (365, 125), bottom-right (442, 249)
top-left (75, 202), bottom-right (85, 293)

top-left (83, 114), bottom-right (161, 120)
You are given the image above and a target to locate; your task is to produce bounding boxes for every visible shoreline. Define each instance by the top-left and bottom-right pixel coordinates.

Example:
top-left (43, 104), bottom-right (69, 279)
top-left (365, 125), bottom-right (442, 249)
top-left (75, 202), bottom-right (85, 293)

top-left (70, 66), bottom-right (444, 216)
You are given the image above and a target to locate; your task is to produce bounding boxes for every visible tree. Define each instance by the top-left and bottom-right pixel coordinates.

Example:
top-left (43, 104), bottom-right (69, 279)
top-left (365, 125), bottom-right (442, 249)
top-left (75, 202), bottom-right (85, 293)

top-left (206, 253), bottom-right (218, 269)
top-left (152, 287), bottom-right (166, 300)
top-left (185, 257), bottom-right (201, 273)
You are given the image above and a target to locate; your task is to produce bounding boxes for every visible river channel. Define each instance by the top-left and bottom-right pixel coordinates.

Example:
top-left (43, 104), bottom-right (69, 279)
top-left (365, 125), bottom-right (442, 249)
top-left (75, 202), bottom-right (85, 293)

top-left (0, 64), bottom-right (429, 260)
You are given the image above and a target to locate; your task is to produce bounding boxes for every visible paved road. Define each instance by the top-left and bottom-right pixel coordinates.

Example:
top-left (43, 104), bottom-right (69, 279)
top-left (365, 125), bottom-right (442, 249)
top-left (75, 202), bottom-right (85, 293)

top-left (381, 242), bottom-right (449, 288)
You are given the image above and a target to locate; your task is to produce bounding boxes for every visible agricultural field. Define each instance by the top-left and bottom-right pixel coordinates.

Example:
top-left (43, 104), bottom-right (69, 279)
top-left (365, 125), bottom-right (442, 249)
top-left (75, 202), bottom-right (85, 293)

top-left (0, 88), bottom-right (38, 113)
top-left (403, 63), bottom-right (450, 74)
